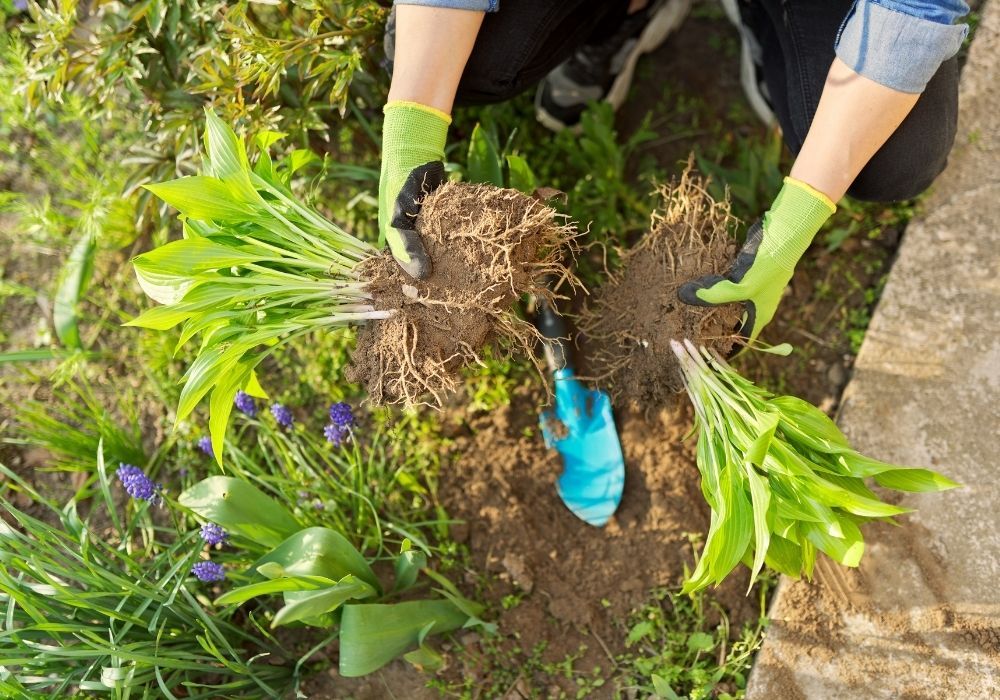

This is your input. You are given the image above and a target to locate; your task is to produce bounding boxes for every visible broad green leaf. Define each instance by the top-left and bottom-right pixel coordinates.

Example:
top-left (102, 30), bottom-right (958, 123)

top-left (763, 535), bottom-right (802, 577)
top-left (744, 466), bottom-right (770, 588)
top-left (203, 109), bottom-right (251, 183)
top-left (687, 631), bottom-right (715, 652)
top-left (652, 675), bottom-right (681, 700)
top-left (133, 237), bottom-right (267, 277)
top-left (804, 518), bottom-right (864, 567)
top-left (873, 468), bottom-right (960, 492)
top-left (466, 124), bottom-right (503, 187)
top-left (744, 413), bottom-right (779, 468)
top-left (124, 304), bottom-right (196, 331)
top-left (208, 362), bottom-right (251, 465)
top-left (179, 477), bottom-right (300, 548)
top-left (53, 228), bottom-right (96, 349)
top-left (505, 155), bottom-right (537, 194)
top-left (392, 540), bottom-right (426, 593)
top-left (255, 527), bottom-right (379, 591)
top-left (255, 130), bottom-right (288, 150)
top-left (770, 395), bottom-right (850, 449)
top-left (175, 346), bottom-right (237, 423)
top-left (708, 466), bottom-right (753, 584)
top-left (244, 370), bottom-right (269, 400)
top-left (133, 265), bottom-right (197, 305)
top-left (143, 177), bottom-right (259, 222)
top-left (214, 574), bottom-right (336, 606)
top-left (339, 599), bottom-right (470, 677)
top-left (271, 575), bottom-right (376, 627)
top-left (626, 621), bottom-right (654, 646)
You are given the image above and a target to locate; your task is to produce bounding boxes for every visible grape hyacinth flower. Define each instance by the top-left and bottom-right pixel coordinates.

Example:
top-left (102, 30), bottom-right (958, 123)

top-left (328, 401), bottom-right (355, 428)
top-left (234, 390), bottom-right (257, 417)
top-left (116, 464), bottom-right (162, 505)
top-left (270, 402), bottom-right (294, 428)
top-left (197, 436), bottom-right (213, 457)
top-left (191, 560), bottom-right (226, 583)
top-left (200, 522), bottom-right (228, 546)
top-left (323, 423), bottom-right (348, 447)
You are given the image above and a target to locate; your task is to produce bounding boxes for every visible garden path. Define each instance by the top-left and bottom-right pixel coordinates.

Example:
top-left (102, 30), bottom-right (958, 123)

top-left (747, 2), bottom-right (1000, 697)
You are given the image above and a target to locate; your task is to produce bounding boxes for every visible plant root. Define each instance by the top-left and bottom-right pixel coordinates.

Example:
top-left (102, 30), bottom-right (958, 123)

top-left (579, 159), bottom-right (743, 411)
top-left (348, 182), bottom-right (578, 407)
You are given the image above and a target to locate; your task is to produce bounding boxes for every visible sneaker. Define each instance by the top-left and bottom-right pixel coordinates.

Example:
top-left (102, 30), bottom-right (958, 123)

top-left (718, 0), bottom-right (776, 126)
top-left (535, 0), bottom-right (692, 132)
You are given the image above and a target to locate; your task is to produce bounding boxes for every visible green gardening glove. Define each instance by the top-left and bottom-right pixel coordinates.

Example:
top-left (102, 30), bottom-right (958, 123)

top-left (379, 100), bottom-right (451, 280)
top-left (678, 177), bottom-right (836, 345)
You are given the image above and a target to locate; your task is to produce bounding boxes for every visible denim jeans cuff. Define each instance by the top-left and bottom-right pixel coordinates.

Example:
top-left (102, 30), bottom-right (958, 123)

top-left (836, 0), bottom-right (968, 93)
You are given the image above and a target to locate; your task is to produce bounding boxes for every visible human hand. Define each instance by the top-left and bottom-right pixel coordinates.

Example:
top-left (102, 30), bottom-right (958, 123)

top-left (378, 101), bottom-right (450, 279)
top-left (678, 177), bottom-right (835, 345)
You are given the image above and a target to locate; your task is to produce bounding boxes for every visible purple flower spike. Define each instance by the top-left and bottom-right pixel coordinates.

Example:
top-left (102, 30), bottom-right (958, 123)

top-left (191, 560), bottom-right (226, 583)
top-left (323, 423), bottom-right (348, 446)
top-left (234, 390), bottom-right (257, 417)
top-left (200, 522), bottom-right (228, 546)
top-left (116, 464), bottom-right (162, 505)
top-left (328, 402), bottom-right (354, 428)
top-left (197, 436), bottom-right (213, 457)
top-left (270, 403), bottom-right (294, 428)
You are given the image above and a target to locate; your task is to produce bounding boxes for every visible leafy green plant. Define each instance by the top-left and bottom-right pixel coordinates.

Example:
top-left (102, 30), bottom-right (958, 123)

top-left (0, 464), bottom-right (298, 698)
top-left (180, 476), bottom-right (487, 677)
top-left (127, 111), bottom-right (388, 460)
top-left (616, 579), bottom-right (772, 700)
top-left (696, 129), bottom-right (784, 224)
top-left (671, 340), bottom-right (959, 593)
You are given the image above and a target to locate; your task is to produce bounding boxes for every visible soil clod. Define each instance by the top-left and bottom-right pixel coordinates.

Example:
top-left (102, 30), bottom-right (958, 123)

top-left (580, 164), bottom-right (743, 410)
top-left (348, 182), bottom-right (576, 406)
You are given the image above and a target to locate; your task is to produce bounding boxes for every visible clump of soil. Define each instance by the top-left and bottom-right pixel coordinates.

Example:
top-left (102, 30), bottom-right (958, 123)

top-left (348, 182), bottom-right (575, 407)
top-left (580, 165), bottom-right (743, 410)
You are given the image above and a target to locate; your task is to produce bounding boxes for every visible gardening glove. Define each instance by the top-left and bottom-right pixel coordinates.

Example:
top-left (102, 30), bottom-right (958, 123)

top-left (379, 100), bottom-right (450, 280)
top-left (678, 177), bottom-right (836, 345)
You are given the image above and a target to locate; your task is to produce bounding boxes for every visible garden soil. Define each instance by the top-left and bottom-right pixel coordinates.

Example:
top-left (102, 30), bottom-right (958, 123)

top-left (579, 166), bottom-right (743, 411)
top-left (348, 183), bottom-right (574, 408)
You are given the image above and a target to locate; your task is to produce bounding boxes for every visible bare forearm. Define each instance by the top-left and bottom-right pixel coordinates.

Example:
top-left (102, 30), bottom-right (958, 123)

top-left (387, 5), bottom-right (485, 114)
top-left (790, 57), bottom-right (920, 202)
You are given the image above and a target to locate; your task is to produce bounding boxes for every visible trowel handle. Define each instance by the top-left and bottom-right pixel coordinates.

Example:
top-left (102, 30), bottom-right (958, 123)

top-left (536, 296), bottom-right (573, 372)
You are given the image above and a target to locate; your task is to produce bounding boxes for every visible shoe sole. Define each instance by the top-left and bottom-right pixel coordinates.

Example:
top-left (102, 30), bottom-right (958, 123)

top-left (535, 0), bottom-right (693, 133)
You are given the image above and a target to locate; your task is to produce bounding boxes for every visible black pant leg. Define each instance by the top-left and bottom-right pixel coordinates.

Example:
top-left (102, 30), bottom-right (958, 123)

top-left (747, 0), bottom-right (959, 202)
top-left (457, 1), bottom-right (628, 105)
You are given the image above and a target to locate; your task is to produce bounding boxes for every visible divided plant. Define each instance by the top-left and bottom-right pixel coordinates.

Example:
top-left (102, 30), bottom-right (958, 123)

top-left (0, 464), bottom-right (297, 698)
top-left (671, 340), bottom-right (959, 593)
top-left (127, 110), bottom-right (388, 460)
top-left (179, 476), bottom-right (488, 677)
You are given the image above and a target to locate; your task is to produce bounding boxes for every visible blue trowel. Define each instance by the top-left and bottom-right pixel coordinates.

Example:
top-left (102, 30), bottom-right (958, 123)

top-left (536, 297), bottom-right (625, 527)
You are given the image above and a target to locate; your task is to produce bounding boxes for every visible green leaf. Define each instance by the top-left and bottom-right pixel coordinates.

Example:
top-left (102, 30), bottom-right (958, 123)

top-left (208, 363), bottom-right (251, 466)
top-left (133, 265), bottom-right (198, 305)
top-left (244, 370), bottom-right (269, 399)
top-left (255, 130), bottom-right (288, 150)
top-left (709, 466), bottom-right (753, 584)
top-left (124, 304), bottom-right (196, 331)
top-left (745, 466), bottom-right (771, 588)
top-left (873, 468), bottom-right (960, 492)
top-left (271, 575), bottom-right (376, 627)
top-left (392, 540), bottom-right (426, 594)
top-left (804, 518), bottom-right (864, 567)
top-left (744, 413), bottom-right (779, 468)
top-left (255, 527), bottom-right (379, 592)
top-left (338, 599), bottom-right (470, 677)
top-left (466, 124), bottom-right (503, 187)
top-left (133, 237), bottom-right (267, 277)
top-left (626, 621), bottom-right (654, 646)
top-left (763, 535), bottom-right (803, 577)
top-left (203, 109), bottom-right (251, 182)
top-left (53, 228), bottom-right (96, 349)
top-left (214, 575), bottom-right (336, 606)
top-left (651, 674), bottom-right (681, 700)
top-left (505, 154), bottom-right (537, 194)
top-left (143, 177), bottom-right (259, 222)
top-left (770, 395), bottom-right (851, 449)
top-left (179, 477), bottom-right (300, 548)
top-left (687, 631), bottom-right (715, 652)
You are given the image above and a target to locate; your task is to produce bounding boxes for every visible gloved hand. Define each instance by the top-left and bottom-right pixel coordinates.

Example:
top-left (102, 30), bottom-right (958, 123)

top-left (379, 100), bottom-right (451, 279)
top-left (678, 177), bottom-right (836, 345)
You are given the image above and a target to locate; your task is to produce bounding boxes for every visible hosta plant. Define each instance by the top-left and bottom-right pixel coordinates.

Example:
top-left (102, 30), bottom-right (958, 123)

top-left (127, 110), bottom-right (385, 461)
top-left (670, 340), bottom-right (959, 593)
top-left (180, 476), bottom-right (488, 677)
